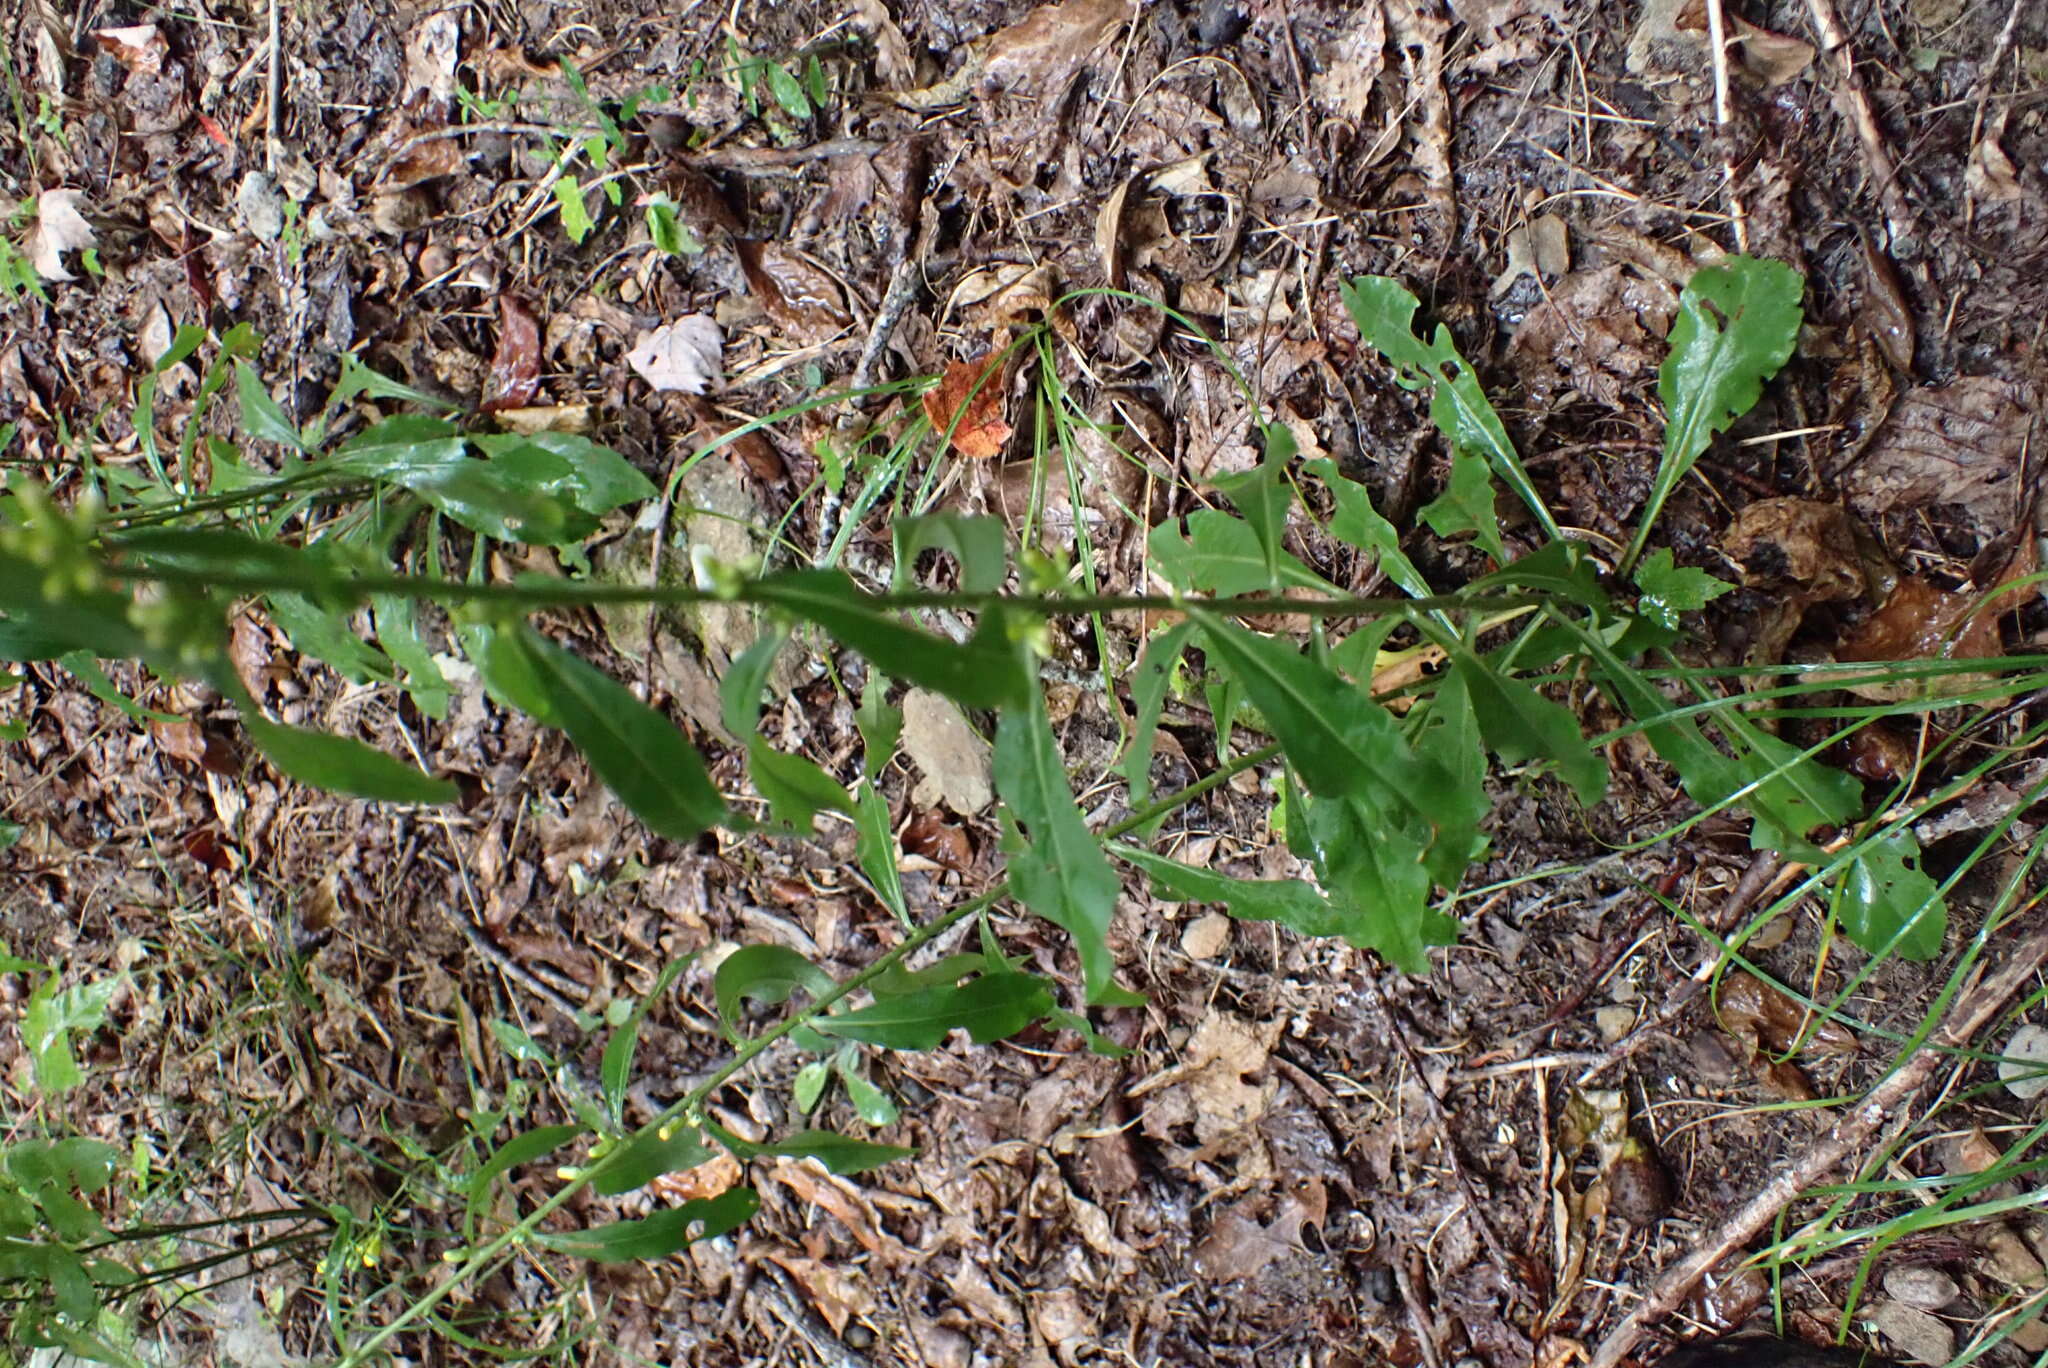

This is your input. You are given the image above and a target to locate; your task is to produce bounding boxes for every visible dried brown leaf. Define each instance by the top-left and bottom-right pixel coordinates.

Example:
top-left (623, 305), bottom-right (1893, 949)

top-left (482, 296), bottom-right (542, 412)
top-left (1714, 970), bottom-right (1858, 1063)
top-left (1841, 377), bottom-right (2030, 535)
top-left (979, 0), bottom-right (1129, 98)
top-left (851, 0), bottom-right (916, 88)
top-left (734, 240), bottom-right (850, 344)
top-left (626, 315), bottom-right (724, 395)
top-left (1721, 498), bottom-right (1866, 601)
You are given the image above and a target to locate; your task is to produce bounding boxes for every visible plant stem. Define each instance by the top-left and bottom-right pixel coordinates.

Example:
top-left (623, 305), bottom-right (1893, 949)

top-left (109, 557), bottom-right (1537, 623)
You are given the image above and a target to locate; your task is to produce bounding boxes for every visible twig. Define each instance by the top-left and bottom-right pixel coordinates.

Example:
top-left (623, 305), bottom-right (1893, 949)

top-left (1805, 0), bottom-right (1913, 239)
top-left (689, 137), bottom-right (883, 169)
top-left (751, 1258), bottom-right (876, 1368)
top-left (1702, 0), bottom-right (1748, 252)
top-left (1585, 915), bottom-right (2048, 1368)
top-left (1395, 1257), bottom-right (1447, 1368)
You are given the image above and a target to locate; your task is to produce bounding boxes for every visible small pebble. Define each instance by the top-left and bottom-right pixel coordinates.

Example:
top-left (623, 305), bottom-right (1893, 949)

top-left (1180, 913), bottom-right (1231, 960)
top-left (1596, 1005), bottom-right (1636, 1042)
top-left (1863, 1300), bottom-right (1956, 1367)
top-left (1881, 1265), bottom-right (1959, 1311)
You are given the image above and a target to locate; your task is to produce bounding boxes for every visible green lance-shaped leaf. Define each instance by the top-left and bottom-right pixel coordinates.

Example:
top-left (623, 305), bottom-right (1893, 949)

top-left (751, 570), bottom-right (1031, 711)
top-left (1208, 422), bottom-right (1297, 588)
top-left (464, 1124), bottom-right (584, 1240)
top-left (475, 624), bottom-right (726, 842)
top-left (811, 972), bottom-right (1055, 1050)
top-left (600, 956), bottom-right (694, 1125)
top-left (1341, 275), bottom-right (1559, 542)
top-left (1302, 458), bottom-right (1431, 600)
top-left (591, 1123), bottom-right (718, 1198)
top-left (239, 710), bottom-right (457, 804)
top-left (1119, 620), bottom-right (1194, 831)
top-left (538, 1186), bottom-right (759, 1262)
top-left (996, 698), bottom-right (1132, 1005)
top-left (1626, 256), bottom-right (1803, 571)
top-left (1438, 647), bottom-right (1607, 805)
top-left (470, 433), bottom-right (657, 515)
top-left (1115, 845), bottom-right (1348, 938)
top-left (716, 1128), bottom-right (913, 1176)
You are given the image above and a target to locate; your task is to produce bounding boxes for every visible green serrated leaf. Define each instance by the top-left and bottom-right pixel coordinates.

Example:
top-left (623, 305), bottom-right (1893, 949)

top-left (1120, 620), bottom-right (1193, 830)
top-left (233, 362), bottom-right (306, 452)
top-left (996, 700), bottom-right (1128, 1004)
top-left (812, 972), bottom-right (1054, 1050)
top-left (1302, 457), bottom-right (1432, 600)
top-left (1209, 423), bottom-right (1297, 587)
top-left (553, 178), bottom-right (597, 243)
top-left (1195, 617), bottom-right (1444, 812)
top-left (753, 571), bottom-right (1029, 710)
top-left (1633, 548), bottom-right (1734, 628)
top-left (539, 1186), bottom-right (758, 1261)
top-left (22, 974), bottom-right (123, 1094)
top-left (1629, 256), bottom-right (1803, 568)
top-left (1300, 794), bottom-right (1455, 972)
top-left (478, 625), bottom-right (725, 841)
top-left (892, 513), bottom-right (1008, 595)
top-left (1341, 275), bottom-right (1559, 541)
top-left (1837, 826), bottom-right (1946, 961)
top-left (1150, 512), bottom-right (1335, 597)
top-left (1417, 446), bottom-right (1504, 562)
top-left (1440, 650), bottom-right (1606, 805)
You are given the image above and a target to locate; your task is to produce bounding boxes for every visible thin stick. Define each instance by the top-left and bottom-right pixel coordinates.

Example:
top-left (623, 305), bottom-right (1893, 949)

top-left (1585, 917), bottom-right (2048, 1368)
top-left (1964, 0), bottom-right (2026, 228)
top-left (1805, 0), bottom-right (1913, 238)
top-left (265, 0), bottom-right (280, 174)
top-left (1703, 0), bottom-right (1749, 252)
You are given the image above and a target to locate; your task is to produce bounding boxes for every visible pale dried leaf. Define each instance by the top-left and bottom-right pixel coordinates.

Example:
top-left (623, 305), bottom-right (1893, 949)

top-left (980, 0), bottom-right (1129, 98)
top-left (404, 10), bottom-right (462, 111)
top-left (626, 315), bottom-right (724, 394)
top-left (1308, 5), bottom-right (1385, 121)
top-left (903, 689), bottom-right (994, 814)
top-left (851, 0), bottom-right (916, 88)
top-left (93, 23), bottom-right (165, 75)
top-left (26, 189), bottom-right (95, 282)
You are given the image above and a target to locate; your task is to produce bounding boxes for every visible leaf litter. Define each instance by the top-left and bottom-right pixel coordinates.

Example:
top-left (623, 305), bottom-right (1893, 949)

top-left (8, 0), bottom-right (2048, 1361)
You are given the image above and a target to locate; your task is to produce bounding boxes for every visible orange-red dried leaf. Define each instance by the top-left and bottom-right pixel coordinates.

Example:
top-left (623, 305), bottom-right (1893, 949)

top-left (921, 354), bottom-right (1011, 460)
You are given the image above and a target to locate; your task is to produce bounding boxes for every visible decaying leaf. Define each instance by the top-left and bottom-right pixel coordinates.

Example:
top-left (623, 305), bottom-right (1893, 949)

top-left (403, 9), bottom-right (462, 113)
top-left (734, 240), bottom-right (851, 344)
top-left (1508, 265), bottom-right (1675, 407)
top-left (979, 0), bottom-right (1129, 98)
top-left (851, 0), bottom-right (916, 88)
top-left (1713, 970), bottom-right (1857, 1099)
top-left (1190, 1182), bottom-right (1324, 1282)
top-left (903, 689), bottom-right (994, 814)
top-left (1967, 111), bottom-right (2025, 204)
top-left (93, 23), bottom-right (166, 75)
top-left (921, 354), bottom-right (1012, 460)
top-left (26, 189), bottom-right (96, 282)
top-left (1835, 545), bottom-right (2027, 701)
top-left (493, 403), bottom-right (590, 436)
top-left (482, 296), bottom-right (542, 412)
top-left (626, 315), bottom-right (724, 395)
top-left (1841, 377), bottom-right (2031, 537)
top-left (1307, 4), bottom-right (1385, 121)
top-left (1730, 17), bottom-right (1813, 86)
top-left (1722, 498), bottom-right (1866, 602)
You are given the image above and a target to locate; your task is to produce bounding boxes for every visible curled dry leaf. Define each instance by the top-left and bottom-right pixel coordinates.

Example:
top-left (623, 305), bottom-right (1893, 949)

top-left (1856, 230), bottom-right (1916, 372)
top-left (1722, 497), bottom-right (1866, 602)
top-left (921, 354), bottom-right (1012, 460)
top-left (1834, 535), bottom-right (2032, 701)
top-left (679, 394), bottom-right (782, 483)
top-left (851, 0), bottom-right (916, 88)
top-left (1713, 970), bottom-right (1857, 1099)
top-left (482, 295), bottom-right (542, 412)
top-left (493, 403), bottom-right (589, 436)
top-left (979, 0), bottom-right (1130, 98)
top-left (26, 189), bottom-right (96, 282)
top-left (93, 24), bottom-right (166, 75)
top-left (403, 9), bottom-right (462, 113)
top-left (733, 240), bottom-right (851, 344)
top-left (626, 315), bottom-right (724, 395)
top-left (384, 138), bottom-right (467, 190)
